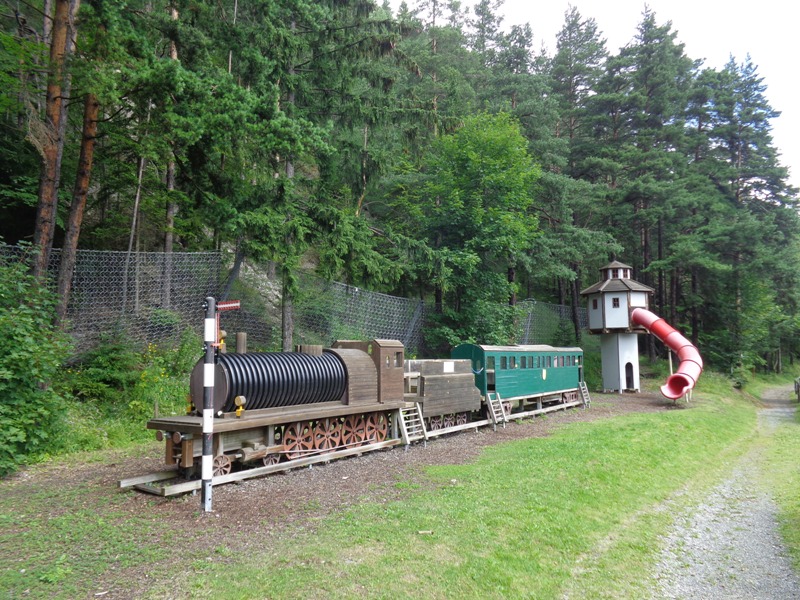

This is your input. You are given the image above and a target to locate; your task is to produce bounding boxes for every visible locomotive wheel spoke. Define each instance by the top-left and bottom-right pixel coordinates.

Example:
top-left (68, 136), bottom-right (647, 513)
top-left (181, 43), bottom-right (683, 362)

top-left (442, 413), bottom-right (456, 428)
top-left (341, 414), bottom-right (366, 446)
top-left (365, 412), bottom-right (388, 443)
top-left (502, 401), bottom-right (512, 416)
top-left (428, 415), bottom-right (443, 430)
top-left (456, 412), bottom-right (468, 426)
top-left (284, 421), bottom-right (314, 460)
top-left (262, 453), bottom-right (281, 466)
top-left (314, 418), bottom-right (342, 452)
top-left (213, 454), bottom-right (232, 477)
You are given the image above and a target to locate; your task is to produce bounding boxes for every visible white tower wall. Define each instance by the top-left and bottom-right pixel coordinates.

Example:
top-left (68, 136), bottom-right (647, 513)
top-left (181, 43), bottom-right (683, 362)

top-left (603, 293), bottom-right (629, 329)
top-left (587, 294), bottom-right (603, 330)
top-left (600, 334), bottom-right (641, 392)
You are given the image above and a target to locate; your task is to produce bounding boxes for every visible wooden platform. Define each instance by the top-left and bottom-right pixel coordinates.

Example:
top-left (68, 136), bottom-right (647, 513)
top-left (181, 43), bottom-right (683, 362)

top-left (120, 438), bottom-right (402, 497)
top-left (148, 399), bottom-right (406, 434)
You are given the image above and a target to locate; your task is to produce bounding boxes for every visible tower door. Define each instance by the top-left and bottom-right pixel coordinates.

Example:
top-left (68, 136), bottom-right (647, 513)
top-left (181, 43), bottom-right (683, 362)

top-left (625, 362), bottom-right (634, 390)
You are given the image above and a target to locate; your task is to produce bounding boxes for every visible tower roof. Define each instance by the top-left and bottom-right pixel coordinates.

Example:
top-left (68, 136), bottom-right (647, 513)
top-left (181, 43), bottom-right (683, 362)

top-left (580, 278), bottom-right (654, 295)
top-left (600, 260), bottom-right (632, 270)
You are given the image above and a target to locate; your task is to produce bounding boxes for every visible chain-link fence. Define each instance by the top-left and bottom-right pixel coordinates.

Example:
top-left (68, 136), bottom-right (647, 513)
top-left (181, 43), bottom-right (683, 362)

top-left (219, 263), bottom-right (427, 352)
top-left (2, 246), bottom-right (587, 355)
top-left (0, 246), bottom-right (223, 352)
top-left (516, 299), bottom-right (588, 347)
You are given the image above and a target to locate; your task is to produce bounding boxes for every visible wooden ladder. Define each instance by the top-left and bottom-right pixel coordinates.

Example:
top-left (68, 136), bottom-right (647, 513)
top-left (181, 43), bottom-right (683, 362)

top-left (486, 392), bottom-right (507, 430)
top-left (579, 381), bottom-right (591, 407)
top-left (398, 404), bottom-right (427, 445)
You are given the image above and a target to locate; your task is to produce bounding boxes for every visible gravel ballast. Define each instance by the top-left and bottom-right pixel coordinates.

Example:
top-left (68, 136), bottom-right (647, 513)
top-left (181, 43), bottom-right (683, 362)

top-left (653, 386), bottom-right (800, 599)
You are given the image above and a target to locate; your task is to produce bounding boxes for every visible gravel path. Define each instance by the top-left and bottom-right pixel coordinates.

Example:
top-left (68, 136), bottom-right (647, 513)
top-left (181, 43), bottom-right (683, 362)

top-left (653, 386), bottom-right (800, 599)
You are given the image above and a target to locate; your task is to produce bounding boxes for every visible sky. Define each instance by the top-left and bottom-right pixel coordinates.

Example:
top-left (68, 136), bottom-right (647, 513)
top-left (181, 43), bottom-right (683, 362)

top-left (388, 0), bottom-right (800, 189)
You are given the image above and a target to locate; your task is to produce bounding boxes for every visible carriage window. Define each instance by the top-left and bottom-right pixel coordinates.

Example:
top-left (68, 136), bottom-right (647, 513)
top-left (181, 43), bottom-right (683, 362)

top-left (560, 356), bottom-right (565, 367)
top-left (521, 356), bottom-right (527, 369)
top-left (501, 356), bottom-right (508, 369)
top-left (546, 356), bottom-right (551, 368)
top-left (395, 352), bottom-right (403, 367)
top-left (487, 357), bottom-right (495, 370)
top-left (510, 356), bottom-right (516, 369)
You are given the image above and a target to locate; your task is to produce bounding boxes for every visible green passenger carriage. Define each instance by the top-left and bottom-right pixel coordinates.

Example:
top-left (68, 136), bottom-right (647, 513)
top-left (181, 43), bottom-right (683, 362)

top-left (451, 344), bottom-right (584, 408)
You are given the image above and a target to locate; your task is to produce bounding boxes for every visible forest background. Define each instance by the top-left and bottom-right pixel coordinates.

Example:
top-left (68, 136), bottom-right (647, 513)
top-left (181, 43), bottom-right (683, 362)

top-left (1, 0), bottom-right (798, 471)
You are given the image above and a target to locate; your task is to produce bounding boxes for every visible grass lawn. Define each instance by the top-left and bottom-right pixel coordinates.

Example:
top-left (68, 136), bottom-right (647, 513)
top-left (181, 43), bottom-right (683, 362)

top-left (4, 373), bottom-right (799, 599)
top-left (157, 374), bottom-right (762, 599)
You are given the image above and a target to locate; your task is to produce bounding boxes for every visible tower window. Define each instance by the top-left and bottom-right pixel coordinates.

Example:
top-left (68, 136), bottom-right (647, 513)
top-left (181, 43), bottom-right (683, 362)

top-left (592, 299), bottom-right (598, 310)
top-left (612, 297), bottom-right (620, 308)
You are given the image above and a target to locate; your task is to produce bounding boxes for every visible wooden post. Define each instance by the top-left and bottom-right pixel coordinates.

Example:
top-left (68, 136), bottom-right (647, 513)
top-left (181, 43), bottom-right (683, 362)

top-left (236, 332), bottom-right (247, 354)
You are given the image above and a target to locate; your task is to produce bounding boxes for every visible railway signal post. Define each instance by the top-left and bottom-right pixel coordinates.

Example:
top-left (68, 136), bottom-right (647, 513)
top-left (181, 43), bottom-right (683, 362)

top-left (201, 296), bottom-right (216, 512)
top-left (201, 297), bottom-right (241, 512)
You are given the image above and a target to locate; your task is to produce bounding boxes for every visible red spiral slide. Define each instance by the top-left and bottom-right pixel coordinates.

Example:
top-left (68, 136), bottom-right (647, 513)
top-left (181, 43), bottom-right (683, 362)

top-left (631, 308), bottom-right (703, 399)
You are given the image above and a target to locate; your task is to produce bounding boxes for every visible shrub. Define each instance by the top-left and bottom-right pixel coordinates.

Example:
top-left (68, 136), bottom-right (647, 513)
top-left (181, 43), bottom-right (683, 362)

top-left (0, 249), bottom-right (72, 475)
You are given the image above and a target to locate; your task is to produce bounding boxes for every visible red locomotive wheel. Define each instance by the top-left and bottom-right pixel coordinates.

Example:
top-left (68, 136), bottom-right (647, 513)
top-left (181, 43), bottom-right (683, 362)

top-left (341, 414), bottom-right (367, 446)
top-left (213, 454), bottom-right (233, 477)
top-left (314, 419), bottom-right (342, 452)
top-left (502, 401), bottom-right (512, 416)
top-left (284, 421), bottom-right (314, 460)
top-left (365, 412), bottom-right (388, 443)
top-left (442, 413), bottom-right (456, 428)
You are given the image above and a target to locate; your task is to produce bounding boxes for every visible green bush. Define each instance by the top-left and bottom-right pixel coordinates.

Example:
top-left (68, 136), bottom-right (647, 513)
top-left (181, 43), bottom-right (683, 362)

top-left (128, 338), bottom-right (197, 420)
top-left (54, 330), bottom-right (200, 450)
top-left (0, 250), bottom-right (72, 475)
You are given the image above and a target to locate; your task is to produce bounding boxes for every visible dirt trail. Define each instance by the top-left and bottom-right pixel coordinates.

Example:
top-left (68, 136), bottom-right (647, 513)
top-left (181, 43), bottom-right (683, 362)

top-left (652, 385), bottom-right (800, 599)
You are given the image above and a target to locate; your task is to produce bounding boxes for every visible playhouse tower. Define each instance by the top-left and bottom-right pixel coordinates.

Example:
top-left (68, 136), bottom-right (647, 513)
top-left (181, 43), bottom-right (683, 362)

top-left (580, 261), bottom-right (654, 392)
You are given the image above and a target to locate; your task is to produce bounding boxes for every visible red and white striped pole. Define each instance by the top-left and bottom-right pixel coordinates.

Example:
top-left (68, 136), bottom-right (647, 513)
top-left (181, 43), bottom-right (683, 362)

top-left (201, 296), bottom-right (216, 512)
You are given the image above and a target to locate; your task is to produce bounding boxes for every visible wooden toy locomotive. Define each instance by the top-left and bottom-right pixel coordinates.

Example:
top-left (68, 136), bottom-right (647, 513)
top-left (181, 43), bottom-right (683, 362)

top-left (122, 339), bottom-right (588, 496)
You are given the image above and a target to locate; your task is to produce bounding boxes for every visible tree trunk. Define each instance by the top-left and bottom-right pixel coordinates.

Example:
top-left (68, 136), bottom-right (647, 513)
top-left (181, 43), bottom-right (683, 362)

top-left (163, 4), bottom-right (179, 309)
top-left (163, 163), bottom-right (177, 308)
top-left (32, 0), bottom-right (74, 279)
top-left (55, 92), bottom-right (99, 325)
top-left (570, 273), bottom-right (582, 343)
top-left (279, 18), bottom-right (297, 352)
top-left (281, 269), bottom-right (293, 352)
top-left (690, 268), bottom-right (699, 346)
top-left (657, 217), bottom-right (665, 315)
top-left (507, 265), bottom-right (516, 306)
top-left (122, 156), bottom-right (147, 316)
top-left (221, 237), bottom-right (246, 301)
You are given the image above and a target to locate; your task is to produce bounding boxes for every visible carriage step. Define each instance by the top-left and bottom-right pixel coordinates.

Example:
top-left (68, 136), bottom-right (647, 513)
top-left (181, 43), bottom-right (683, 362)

top-left (486, 392), bottom-right (507, 430)
top-left (579, 381), bottom-right (592, 407)
top-left (399, 404), bottom-right (428, 444)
